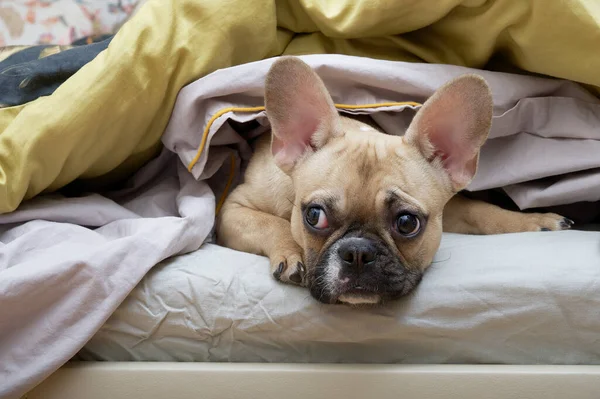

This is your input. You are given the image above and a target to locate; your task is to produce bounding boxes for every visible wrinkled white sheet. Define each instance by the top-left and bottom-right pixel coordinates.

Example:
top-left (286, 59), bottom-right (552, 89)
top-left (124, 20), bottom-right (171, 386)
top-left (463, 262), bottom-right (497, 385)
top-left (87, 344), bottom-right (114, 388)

top-left (2, 55), bottom-right (600, 399)
top-left (81, 231), bottom-right (600, 365)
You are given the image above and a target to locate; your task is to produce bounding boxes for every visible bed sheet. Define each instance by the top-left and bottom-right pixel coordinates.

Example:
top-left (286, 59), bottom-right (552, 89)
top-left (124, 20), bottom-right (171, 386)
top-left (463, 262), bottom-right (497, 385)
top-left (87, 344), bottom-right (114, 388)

top-left (80, 229), bottom-right (600, 365)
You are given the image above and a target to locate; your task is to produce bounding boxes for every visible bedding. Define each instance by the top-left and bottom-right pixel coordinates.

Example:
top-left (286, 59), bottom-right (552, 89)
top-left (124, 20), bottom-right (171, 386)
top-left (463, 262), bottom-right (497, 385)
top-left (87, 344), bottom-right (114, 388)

top-left (2, 0), bottom-right (600, 397)
top-left (77, 55), bottom-right (600, 365)
top-left (2, 0), bottom-right (600, 214)
top-left (162, 55), bottom-right (600, 213)
top-left (1, 53), bottom-right (599, 399)
top-left (0, 149), bottom-right (214, 399)
top-left (78, 231), bottom-right (600, 365)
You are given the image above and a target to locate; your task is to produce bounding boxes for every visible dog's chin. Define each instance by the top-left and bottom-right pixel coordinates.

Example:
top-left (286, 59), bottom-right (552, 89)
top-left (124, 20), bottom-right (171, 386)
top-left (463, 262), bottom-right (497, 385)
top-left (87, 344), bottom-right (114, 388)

top-left (337, 291), bottom-right (381, 306)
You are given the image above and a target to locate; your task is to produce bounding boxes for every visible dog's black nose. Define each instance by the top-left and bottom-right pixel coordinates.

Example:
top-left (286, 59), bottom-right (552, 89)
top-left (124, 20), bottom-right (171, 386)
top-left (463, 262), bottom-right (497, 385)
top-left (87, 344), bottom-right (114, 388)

top-left (337, 237), bottom-right (377, 269)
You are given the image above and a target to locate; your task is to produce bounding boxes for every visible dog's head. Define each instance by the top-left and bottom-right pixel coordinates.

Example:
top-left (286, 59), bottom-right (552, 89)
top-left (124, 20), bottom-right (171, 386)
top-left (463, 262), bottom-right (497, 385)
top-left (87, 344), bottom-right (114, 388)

top-left (265, 57), bottom-right (493, 305)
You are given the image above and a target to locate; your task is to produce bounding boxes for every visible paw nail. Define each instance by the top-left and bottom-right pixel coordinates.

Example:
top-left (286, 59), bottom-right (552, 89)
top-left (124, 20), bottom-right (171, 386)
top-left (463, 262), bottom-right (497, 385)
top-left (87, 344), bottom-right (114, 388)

top-left (560, 219), bottom-right (573, 229)
top-left (273, 262), bottom-right (284, 279)
top-left (540, 228), bottom-right (551, 231)
top-left (297, 262), bottom-right (306, 274)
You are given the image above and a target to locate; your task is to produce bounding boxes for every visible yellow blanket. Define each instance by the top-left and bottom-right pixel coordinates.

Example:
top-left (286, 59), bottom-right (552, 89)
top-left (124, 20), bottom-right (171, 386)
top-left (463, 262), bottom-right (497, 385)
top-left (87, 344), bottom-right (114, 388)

top-left (0, 0), bottom-right (599, 213)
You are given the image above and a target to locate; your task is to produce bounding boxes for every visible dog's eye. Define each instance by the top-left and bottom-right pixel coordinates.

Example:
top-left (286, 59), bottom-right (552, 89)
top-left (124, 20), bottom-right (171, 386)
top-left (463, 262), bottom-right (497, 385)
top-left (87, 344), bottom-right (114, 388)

top-left (305, 206), bottom-right (328, 229)
top-left (395, 213), bottom-right (420, 236)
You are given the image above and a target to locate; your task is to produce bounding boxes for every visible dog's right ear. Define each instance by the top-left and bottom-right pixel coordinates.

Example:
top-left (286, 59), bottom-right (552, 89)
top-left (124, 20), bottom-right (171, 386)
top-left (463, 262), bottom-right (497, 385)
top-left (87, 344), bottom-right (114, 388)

top-left (265, 57), bottom-right (340, 173)
top-left (404, 74), bottom-right (493, 192)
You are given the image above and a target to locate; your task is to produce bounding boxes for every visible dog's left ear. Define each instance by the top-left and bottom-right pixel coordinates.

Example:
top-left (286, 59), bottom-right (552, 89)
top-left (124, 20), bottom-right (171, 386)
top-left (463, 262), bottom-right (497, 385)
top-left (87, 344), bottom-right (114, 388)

top-left (404, 74), bottom-right (493, 192)
top-left (265, 57), bottom-right (340, 173)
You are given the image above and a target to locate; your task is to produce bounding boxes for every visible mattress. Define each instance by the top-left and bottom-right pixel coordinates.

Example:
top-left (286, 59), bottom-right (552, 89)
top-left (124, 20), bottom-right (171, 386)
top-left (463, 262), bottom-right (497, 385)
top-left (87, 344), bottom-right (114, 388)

top-left (79, 228), bottom-right (600, 364)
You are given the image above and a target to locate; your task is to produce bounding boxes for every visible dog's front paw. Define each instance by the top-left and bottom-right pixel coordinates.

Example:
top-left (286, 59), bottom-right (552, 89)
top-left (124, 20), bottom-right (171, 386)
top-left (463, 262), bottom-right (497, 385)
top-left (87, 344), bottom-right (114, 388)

top-left (522, 212), bottom-right (574, 232)
top-left (270, 248), bottom-right (307, 287)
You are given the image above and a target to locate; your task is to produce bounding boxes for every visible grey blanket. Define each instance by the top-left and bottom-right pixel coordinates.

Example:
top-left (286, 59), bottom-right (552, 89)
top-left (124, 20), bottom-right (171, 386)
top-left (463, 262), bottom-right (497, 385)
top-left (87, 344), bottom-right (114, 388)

top-left (164, 54), bottom-right (600, 214)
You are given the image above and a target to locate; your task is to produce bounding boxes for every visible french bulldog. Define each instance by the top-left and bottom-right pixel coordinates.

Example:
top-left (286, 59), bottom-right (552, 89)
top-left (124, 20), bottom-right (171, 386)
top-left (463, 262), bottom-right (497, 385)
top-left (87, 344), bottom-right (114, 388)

top-left (216, 57), bottom-right (572, 305)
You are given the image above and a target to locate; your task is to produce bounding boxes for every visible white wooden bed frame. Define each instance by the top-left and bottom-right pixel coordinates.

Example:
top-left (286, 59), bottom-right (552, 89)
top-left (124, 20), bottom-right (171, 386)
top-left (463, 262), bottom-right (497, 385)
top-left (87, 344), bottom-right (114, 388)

top-left (28, 363), bottom-right (600, 399)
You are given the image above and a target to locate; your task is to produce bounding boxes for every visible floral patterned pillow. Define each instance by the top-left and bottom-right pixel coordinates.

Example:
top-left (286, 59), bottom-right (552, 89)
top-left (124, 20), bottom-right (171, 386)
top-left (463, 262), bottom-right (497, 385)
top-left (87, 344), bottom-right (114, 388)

top-left (0, 0), bottom-right (139, 46)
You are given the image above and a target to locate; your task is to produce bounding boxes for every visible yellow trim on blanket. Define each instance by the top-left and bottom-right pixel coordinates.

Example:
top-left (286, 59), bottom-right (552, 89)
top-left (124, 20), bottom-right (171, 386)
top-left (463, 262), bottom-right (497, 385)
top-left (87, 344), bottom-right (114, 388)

top-left (186, 101), bottom-right (421, 172)
top-left (189, 106), bottom-right (265, 172)
top-left (216, 154), bottom-right (237, 214)
top-left (333, 101), bottom-right (421, 109)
